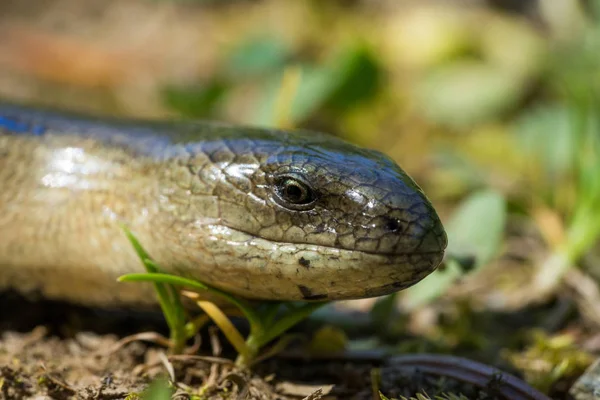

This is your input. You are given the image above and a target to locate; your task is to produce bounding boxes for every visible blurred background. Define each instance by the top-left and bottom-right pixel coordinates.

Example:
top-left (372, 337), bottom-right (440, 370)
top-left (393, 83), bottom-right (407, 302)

top-left (1, 0), bottom-right (599, 395)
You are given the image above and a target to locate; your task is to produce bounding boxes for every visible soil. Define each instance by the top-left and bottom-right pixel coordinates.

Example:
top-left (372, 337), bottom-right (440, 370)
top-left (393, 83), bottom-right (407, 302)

top-left (0, 292), bottom-right (521, 400)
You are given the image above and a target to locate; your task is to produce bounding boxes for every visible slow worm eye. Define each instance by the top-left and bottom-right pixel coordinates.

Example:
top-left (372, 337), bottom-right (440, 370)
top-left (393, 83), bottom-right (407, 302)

top-left (273, 174), bottom-right (316, 210)
top-left (281, 179), bottom-right (309, 203)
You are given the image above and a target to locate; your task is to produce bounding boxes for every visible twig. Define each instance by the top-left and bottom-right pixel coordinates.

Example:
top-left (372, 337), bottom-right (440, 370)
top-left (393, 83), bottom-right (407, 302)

top-left (102, 331), bottom-right (172, 356)
top-left (564, 268), bottom-right (600, 327)
top-left (158, 351), bottom-right (176, 382)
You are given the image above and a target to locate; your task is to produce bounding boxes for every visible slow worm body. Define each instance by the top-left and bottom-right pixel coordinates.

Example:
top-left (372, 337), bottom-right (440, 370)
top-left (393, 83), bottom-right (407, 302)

top-left (0, 102), bottom-right (447, 307)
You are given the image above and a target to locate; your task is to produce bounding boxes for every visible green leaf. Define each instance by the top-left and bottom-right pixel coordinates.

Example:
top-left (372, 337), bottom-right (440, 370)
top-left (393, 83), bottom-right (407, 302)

top-left (121, 226), bottom-right (185, 348)
top-left (251, 64), bottom-right (337, 125)
top-left (252, 45), bottom-right (381, 125)
top-left (308, 325), bottom-right (348, 354)
top-left (379, 391), bottom-right (392, 400)
top-left (325, 46), bottom-right (381, 112)
top-left (369, 293), bottom-right (398, 328)
top-left (257, 302), bottom-right (326, 347)
top-left (288, 64), bottom-right (340, 122)
top-left (120, 231), bottom-right (327, 366)
top-left (162, 81), bottom-right (228, 118)
top-left (226, 36), bottom-right (289, 77)
top-left (118, 272), bottom-right (262, 329)
top-left (121, 225), bottom-right (155, 271)
top-left (141, 378), bottom-right (173, 400)
top-left (514, 104), bottom-right (575, 180)
top-left (416, 61), bottom-right (525, 128)
top-left (445, 189), bottom-right (507, 268)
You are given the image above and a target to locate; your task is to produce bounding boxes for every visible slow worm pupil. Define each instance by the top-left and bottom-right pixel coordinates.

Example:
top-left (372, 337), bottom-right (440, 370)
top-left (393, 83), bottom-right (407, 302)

top-left (284, 180), bottom-right (305, 202)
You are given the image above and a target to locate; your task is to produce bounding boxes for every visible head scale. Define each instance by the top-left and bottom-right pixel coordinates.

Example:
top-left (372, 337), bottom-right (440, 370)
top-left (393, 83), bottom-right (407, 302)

top-left (166, 127), bottom-right (447, 300)
top-left (208, 130), bottom-right (447, 258)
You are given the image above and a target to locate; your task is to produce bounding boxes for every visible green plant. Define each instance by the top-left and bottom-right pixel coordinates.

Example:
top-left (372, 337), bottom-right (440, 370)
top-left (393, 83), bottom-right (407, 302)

top-left (118, 226), bottom-right (327, 366)
top-left (379, 391), bottom-right (470, 400)
top-left (504, 330), bottom-right (593, 392)
top-left (404, 0), bottom-right (600, 307)
top-left (516, 1), bottom-right (600, 293)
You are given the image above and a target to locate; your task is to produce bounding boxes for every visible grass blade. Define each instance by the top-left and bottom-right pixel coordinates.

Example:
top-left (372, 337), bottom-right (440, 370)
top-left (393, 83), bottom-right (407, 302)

top-left (118, 273), bottom-right (262, 328)
top-left (121, 226), bottom-right (185, 349)
top-left (195, 300), bottom-right (251, 362)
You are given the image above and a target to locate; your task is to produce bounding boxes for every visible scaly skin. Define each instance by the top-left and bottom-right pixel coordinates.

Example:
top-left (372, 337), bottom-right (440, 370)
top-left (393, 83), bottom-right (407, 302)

top-left (0, 102), bottom-right (447, 307)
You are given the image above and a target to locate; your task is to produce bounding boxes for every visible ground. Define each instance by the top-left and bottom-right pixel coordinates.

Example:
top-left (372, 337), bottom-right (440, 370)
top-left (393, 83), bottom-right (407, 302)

top-left (0, 292), bottom-right (556, 400)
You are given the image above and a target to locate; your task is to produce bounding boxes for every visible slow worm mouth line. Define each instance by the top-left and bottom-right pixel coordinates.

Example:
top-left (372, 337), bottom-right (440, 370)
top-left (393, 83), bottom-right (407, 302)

top-left (220, 224), bottom-right (445, 259)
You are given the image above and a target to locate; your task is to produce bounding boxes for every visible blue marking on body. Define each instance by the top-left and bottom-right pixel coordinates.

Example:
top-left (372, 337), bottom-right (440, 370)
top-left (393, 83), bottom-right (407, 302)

top-left (0, 115), bottom-right (47, 136)
top-left (0, 116), bottom-right (29, 133)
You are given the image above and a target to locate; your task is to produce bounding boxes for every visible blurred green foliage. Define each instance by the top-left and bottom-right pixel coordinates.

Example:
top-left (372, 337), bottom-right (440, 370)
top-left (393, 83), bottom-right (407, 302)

top-left (225, 36), bottom-right (289, 77)
top-left (162, 80), bottom-right (228, 119)
top-left (163, 36), bottom-right (381, 127)
top-left (140, 378), bottom-right (173, 400)
top-left (156, 0), bottom-right (600, 308)
top-left (404, 190), bottom-right (507, 309)
top-left (505, 331), bottom-right (593, 392)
